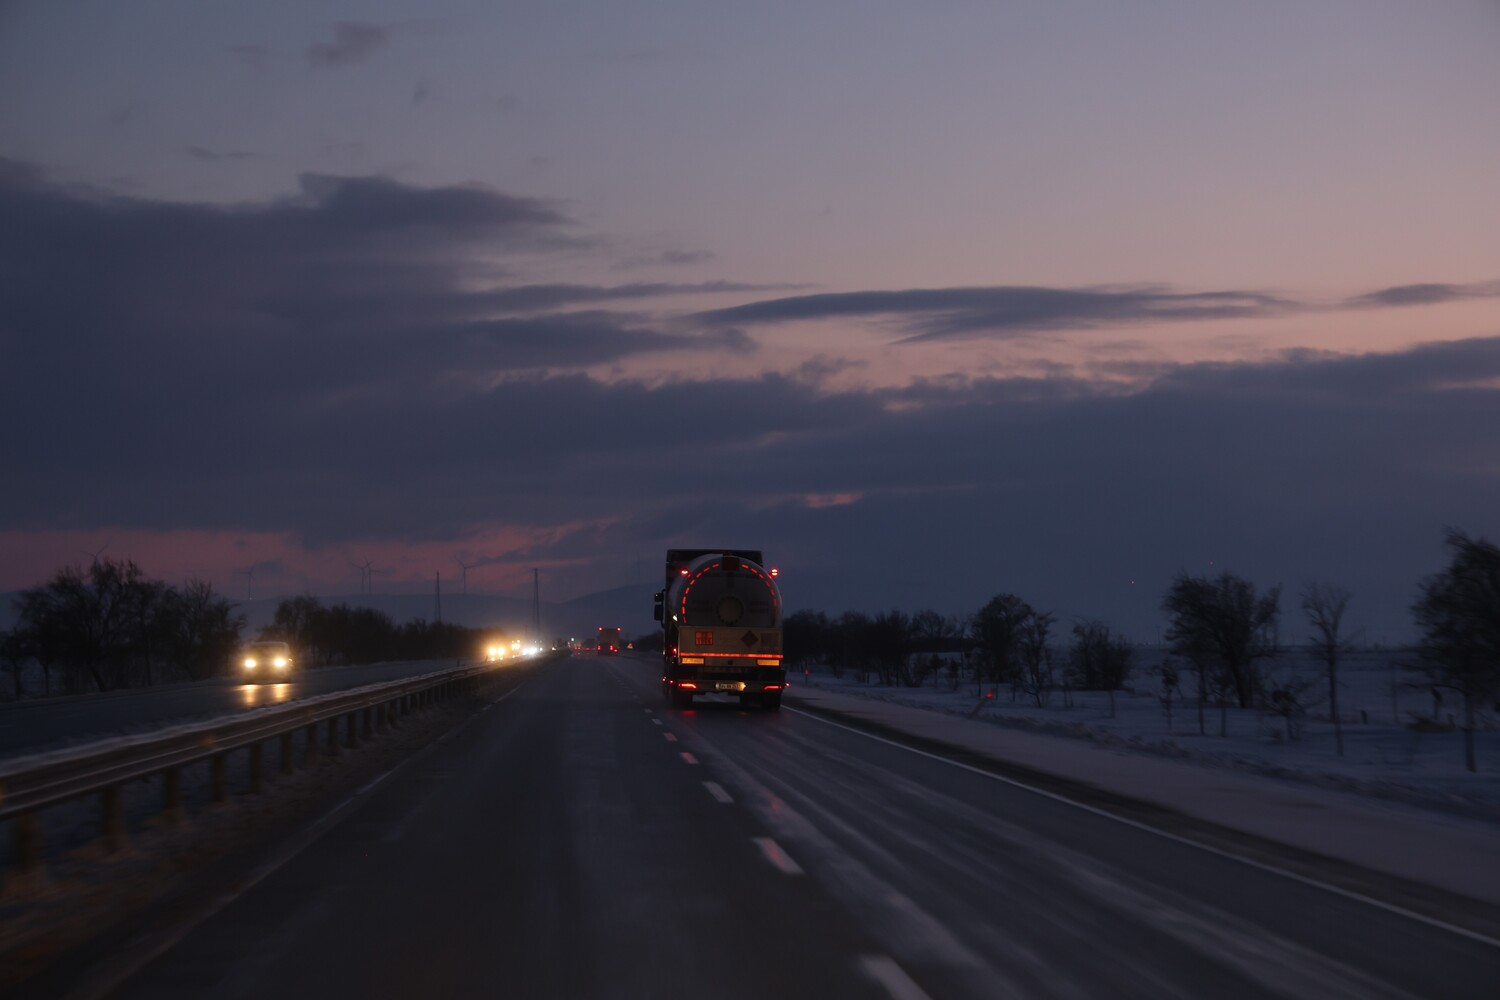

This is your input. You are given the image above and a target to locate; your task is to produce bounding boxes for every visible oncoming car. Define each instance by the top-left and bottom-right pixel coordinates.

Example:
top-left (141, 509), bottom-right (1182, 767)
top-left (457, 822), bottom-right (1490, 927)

top-left (239, 640), bottom-right (296, 682)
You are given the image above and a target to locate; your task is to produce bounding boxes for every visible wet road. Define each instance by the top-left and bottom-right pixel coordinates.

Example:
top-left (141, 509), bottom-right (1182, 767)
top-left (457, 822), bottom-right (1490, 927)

top-left (101, 655), bottom-right (1498, 999)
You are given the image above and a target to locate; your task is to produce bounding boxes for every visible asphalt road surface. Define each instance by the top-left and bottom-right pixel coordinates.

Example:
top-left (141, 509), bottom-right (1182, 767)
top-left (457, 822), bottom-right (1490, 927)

top-left (97, 655), bottom-right (1498, 999)
top-left (0, 659), bottom-right (475, 759)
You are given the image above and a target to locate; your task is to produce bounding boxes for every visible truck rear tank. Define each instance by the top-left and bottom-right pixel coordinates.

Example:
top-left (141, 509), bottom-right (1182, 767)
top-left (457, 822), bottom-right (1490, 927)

top-left (654, 549), bottom-right (785, 709)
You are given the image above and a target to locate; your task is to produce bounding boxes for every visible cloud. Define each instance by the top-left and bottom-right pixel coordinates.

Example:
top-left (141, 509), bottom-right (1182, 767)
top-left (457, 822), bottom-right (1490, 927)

top-left (1346, 281), bottom-right (1500, 309)
top-left (185, 145), bottom-right (259, 162)
top-left (3, 156), bottom-right (1494, 640)
top-left (612, 248), bottom-right (718, 270)
top-left (227, 44), bottom-right (269, 69)
top-left (696, 285), bottom-right (1293, 341)
top-left (469, 281), bottom-right (794, 314)
top-left (0, 162), bottom-right (765, 449)
top-left (308, 22), bottom-right (389, 69)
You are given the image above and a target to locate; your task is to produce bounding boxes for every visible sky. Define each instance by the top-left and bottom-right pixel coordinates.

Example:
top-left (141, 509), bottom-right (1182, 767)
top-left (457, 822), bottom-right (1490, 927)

top-left (2, 0), bottom-right (1497, 643)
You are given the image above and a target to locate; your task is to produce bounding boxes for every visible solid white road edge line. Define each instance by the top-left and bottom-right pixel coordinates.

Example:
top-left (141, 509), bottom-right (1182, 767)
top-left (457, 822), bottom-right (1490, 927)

top-left (785, 706), bottom-right (1500, 950)
top-left (753, 836), bottom-right (805, 875)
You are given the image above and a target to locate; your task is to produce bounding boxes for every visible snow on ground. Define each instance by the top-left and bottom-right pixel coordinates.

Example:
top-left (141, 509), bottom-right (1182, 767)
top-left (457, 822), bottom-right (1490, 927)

top-left (793, 649), bottom-right (1500, 820)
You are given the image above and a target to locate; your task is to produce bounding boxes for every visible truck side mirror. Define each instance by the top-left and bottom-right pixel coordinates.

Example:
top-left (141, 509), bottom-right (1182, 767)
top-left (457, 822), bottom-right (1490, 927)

top-left (653, 592), bottom-right (664, 622)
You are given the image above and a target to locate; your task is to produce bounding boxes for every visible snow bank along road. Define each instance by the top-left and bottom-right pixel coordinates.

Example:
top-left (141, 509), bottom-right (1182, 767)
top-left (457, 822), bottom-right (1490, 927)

top-left (67, 655), bottom-right (1500, 999)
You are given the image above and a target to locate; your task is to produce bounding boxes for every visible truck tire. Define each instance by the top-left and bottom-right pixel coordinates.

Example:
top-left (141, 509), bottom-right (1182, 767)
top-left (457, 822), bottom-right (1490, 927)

top-left (671, 687), bottom-right (695, 709)
top-left (761, 692), bottom-right (782, 711)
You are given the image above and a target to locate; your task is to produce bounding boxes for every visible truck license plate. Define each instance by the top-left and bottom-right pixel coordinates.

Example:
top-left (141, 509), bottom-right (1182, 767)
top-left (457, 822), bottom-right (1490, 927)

top-left (715, 682), bottom-right (740, 691)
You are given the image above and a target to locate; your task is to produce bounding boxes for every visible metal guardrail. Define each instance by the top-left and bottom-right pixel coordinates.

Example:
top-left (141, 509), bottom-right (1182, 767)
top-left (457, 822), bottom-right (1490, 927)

top-left (0, 659), bottom-right (509, 881)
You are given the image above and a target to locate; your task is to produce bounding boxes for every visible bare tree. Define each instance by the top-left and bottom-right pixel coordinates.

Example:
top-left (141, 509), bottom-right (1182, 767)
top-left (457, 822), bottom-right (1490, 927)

top-left (870, 609), bottom-right (912, 686)
top-left (162, 580), bottom-right (245, 680)
top-left (1411, 529), bottom-right (1500, 772)
top-left (1301, 582), bottom-right (1353, 755)
top-left (1162, 572), bottom-right (1281, 736)
top-left (1157, 659), bottom-right (1180, 730)
top-left (0, 629), bottom-right (28, 699)
top-left (1014, 608), bottom-right (1056, 707)
top-left (14, 560), bottom-right (147, 692)
top-left (1069, 620), bottom-right (1136, 717)
top-left (971, 593), bottom-right (1031, 695)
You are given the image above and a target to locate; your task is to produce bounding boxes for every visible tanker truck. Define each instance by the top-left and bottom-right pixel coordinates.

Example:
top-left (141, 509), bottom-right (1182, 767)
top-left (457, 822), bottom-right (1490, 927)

top-left (654, 548), bottom-right (785, 710)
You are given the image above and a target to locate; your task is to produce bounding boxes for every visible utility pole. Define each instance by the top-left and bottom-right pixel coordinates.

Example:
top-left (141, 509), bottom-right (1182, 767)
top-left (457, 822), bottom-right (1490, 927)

top-left (533, 567), bottom-right (542, 645)
top-left (435, 571), bottom-right (442, 624)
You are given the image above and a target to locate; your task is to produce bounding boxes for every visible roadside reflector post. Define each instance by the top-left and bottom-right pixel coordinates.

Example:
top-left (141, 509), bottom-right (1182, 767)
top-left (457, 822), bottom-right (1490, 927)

top-left (10, 811), bottom-right (43, 880)
top-left (101, 785), bottom-right (126, 855)
top-left (248, 742), bottom-right (263, 794)
top-left (163, 767), bottom-right (184, 824)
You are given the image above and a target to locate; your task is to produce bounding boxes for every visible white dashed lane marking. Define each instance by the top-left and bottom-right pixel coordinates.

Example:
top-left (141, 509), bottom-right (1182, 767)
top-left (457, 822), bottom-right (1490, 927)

top-left (664, 733), bottom-right (678, 742)
top-left (752, 836), bottom-right (803, 875)
top-left (857, 955), bottom-right (931, 1000)
top-left (703, 781), bottom-right (733, 804)
top-left (679, 752), bottom-right (698, 765)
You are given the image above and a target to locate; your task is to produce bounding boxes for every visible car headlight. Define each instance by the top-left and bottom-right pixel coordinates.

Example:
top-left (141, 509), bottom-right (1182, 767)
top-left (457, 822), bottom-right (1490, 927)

top-left (273, 657), bottom-right (288, 667)
top-left (244, 658), bottom-right (257, 668)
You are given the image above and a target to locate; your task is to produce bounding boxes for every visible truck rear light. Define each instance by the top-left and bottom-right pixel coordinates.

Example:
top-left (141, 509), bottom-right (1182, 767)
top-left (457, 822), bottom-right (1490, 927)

top-left (679, 681), bottom-right (698, 690)
top-left (762, 684), bottom-right (783, 691)
top-left (756, 659), bottom-right (780, 666)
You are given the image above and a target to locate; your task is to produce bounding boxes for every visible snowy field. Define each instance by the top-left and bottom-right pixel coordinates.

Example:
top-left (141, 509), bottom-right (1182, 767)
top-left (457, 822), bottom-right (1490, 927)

top-left (794, 648), bottom-right (1500, 819)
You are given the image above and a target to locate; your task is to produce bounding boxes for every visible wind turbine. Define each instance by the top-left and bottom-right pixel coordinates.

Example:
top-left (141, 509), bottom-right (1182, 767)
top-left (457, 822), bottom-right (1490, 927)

top-left (350, 559), bottom-right (373, 595)
top-left (454, 554), bottom-right (478, 595)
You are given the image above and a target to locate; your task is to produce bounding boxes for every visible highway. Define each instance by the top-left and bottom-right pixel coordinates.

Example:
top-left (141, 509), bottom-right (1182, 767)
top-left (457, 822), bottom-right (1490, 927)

top-left (91, 654), bottom-right (1497, 999)
top-left (0, 659), bottom-right (472, 759)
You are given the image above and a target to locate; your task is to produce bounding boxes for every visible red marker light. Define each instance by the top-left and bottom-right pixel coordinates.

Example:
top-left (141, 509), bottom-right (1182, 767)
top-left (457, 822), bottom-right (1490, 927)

top-left (770, 568), bottom-right (779, 577)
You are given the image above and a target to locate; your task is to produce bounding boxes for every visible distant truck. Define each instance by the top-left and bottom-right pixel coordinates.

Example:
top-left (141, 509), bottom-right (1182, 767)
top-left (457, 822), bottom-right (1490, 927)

top-left (654, 549), bottom-right (785, 710)
top-left (597, 626), bottom-right (622, 655)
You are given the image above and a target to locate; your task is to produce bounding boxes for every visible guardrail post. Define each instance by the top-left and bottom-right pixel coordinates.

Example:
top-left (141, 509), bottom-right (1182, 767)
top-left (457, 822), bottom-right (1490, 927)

top-left (249, 742), bottom-right (263, 794)
top-left (12, 811), bottom-right (42, 875)
top-left (305, 723), bottom-right (319, 766)
top-left (211, 754), bottom-right (228, 803)
top-left (163, 767), bottom-right (184, 825)
top-left (281, 732), bottom-right (295, 775)
top-left (102, 785), bottom-right (126, 854)
top-left (326, 718), bottom-right (340, 756)
top-left (345, 712), bottom-right (360, 749)
top-left (362, 707), bottom-right (373, 740)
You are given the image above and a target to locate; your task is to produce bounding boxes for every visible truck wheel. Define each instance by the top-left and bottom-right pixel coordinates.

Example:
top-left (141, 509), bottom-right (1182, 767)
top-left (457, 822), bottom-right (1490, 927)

top-left (762, 692), bottom-right (782, 711)
top-left (671, 687), bottom-right (694, 709)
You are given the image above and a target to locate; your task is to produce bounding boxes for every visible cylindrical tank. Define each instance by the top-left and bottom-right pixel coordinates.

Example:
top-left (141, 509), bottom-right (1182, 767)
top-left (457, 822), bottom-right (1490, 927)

top-left (666, 552), bottom-right (781, 630)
